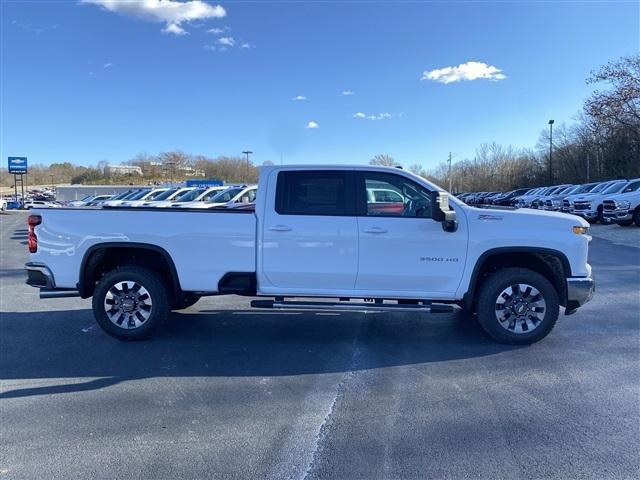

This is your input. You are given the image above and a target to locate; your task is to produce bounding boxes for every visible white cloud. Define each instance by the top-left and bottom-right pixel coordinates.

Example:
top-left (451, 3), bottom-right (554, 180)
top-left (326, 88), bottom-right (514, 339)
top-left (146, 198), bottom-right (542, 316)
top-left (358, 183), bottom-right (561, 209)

top-left (293, 95), bottom-right (307, 101)
top-left (217, 36), bottom-right (235, 46)
top-left (421, 61), bottom-right (506, 84)
top-left (240, 42), bottom-right (252, 49)
top-left (203, 44), bottom-right (217, 51)
top-left (81, 0), bottom-right (226, 36)
top-left (163, 23), bottom-right (187, 35)
top-left (352, 112), bottom-right (397, 121)
top-left (207, 27), bottom-right (227, 34)
top-left (102, 62), bottom-right (114, 68)
top-left (306, 121), bottom-right (319, 129)
top-left (342, 90), bottom-right (355, 96)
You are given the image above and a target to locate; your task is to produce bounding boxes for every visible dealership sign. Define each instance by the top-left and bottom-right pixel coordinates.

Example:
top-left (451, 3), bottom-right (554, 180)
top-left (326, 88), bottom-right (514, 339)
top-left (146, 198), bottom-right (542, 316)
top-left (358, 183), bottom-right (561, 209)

top-left (8, 157), bottom-right (28, 174)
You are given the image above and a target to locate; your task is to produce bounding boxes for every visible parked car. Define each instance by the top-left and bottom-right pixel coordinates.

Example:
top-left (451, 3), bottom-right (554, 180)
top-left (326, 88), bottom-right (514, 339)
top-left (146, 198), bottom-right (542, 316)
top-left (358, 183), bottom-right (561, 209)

top-left (541, 185), bottom-right (580, 211)
top-left (23, 200), bottom-right (60, 209)
top-left (602, 178), bottom-right (640, 226)
top-left (102, 189), bottom-right (149, 207)
top-left (68, 195), bottom-right (97, 207)
top-left (164, 187), bottom-right (228, 207)
top-left (179, 185), bottom-right (257, 209)
top-left (531, 185), bottom-right (572, 209)
top-left (571, 180), bottom-right (629, 223)
top-left (0, 197), bottom-right (7, 211)
top-left (119, 188), bottom-right (170, 207)
top-left (560, 182), bottom-right (600, 213)
top-left (491, 188), bottom-right (532, 207)
top-left (514, 187), bottom-right (551, 208)
top-left (131, 187), bottom-right (194, 207)
top-left (81, 195), bottom-right (114, 207)
top-left (26, 165), bottom-right (594, 345)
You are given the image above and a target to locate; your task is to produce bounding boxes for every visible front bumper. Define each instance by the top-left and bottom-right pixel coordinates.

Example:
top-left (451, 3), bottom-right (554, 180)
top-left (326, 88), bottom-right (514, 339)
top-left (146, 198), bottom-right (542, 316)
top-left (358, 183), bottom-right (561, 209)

top-left (603, 209), bottom-right (633, 223)
top-left (573, 209), bottom-right (598, 220)
top-left (565, 267), bottom-right (595, 314)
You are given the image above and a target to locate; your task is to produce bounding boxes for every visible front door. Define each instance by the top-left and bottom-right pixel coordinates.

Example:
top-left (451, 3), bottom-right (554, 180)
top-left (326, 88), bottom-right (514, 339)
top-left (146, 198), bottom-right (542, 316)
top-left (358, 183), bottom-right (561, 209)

top-left (260, 169), bottom-right (358, 294)
top-left (355, 171), bottom-right (467, 298)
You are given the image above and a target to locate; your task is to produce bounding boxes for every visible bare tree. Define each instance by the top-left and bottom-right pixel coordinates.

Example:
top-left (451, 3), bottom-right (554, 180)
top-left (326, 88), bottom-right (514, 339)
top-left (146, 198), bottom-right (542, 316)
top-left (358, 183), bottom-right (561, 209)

top-left (369, 154), bottom-right (398, 167)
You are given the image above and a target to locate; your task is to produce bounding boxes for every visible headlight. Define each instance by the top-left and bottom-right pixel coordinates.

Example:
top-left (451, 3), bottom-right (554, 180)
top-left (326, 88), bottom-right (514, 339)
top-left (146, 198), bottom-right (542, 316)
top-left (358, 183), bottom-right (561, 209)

top-left (572, 226), bottom-right (590, 235)
top-left (617, 201), bottom-right (631, 209)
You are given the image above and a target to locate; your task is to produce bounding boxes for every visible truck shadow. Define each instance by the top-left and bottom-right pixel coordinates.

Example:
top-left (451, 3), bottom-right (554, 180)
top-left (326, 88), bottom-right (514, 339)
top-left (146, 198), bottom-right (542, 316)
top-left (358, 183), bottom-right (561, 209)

top-left (0, 308), bottom-right (522, 399)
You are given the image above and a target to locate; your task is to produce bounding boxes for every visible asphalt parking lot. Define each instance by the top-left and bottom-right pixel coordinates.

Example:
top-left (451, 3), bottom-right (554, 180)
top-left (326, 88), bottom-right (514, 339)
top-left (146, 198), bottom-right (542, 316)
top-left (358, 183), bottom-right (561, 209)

top-left (1, 210), bottom-right (639, 479)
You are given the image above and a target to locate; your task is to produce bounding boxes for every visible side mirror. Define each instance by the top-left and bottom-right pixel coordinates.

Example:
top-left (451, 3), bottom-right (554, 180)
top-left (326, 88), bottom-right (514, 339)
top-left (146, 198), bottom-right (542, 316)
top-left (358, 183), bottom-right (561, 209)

top-left (429, 191), bottom-right (458, 232)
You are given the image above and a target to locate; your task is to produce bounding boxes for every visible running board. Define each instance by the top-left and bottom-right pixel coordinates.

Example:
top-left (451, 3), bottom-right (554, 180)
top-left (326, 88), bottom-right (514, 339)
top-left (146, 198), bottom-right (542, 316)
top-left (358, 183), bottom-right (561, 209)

top-left (251, 299), bottom-right (454, 313)
top-left (39, 289), bottom-right (81, 299)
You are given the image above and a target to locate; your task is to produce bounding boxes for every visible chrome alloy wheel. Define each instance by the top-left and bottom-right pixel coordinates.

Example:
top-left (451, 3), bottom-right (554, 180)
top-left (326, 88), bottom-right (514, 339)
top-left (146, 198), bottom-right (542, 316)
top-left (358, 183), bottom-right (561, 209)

top-left (494, 283), bottom-right (546, 334)
top-left (104, 281), bottom-right (153, 329)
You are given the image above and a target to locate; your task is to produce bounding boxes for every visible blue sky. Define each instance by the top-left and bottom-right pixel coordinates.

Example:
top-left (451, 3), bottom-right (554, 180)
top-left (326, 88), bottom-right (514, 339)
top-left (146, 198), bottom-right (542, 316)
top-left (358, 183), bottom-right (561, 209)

top-left (1, 1), bottom-right (638, 169)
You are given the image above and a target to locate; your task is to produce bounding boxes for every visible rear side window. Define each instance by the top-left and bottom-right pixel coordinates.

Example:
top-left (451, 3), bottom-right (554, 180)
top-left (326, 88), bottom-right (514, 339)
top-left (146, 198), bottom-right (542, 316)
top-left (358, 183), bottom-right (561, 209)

top-left (276, 171), bottom-right (351, 216)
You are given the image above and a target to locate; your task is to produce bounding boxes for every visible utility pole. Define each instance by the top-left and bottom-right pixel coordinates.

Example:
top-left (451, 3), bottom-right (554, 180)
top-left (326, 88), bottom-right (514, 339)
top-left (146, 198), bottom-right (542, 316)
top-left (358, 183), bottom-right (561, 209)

top-left (548, 119), bottom-right (554, 184)
top-left (242, 150), bottom-right (253, 183)
top-left (586, 152), bottom-right (590, 182)
top-left (447, 152), bottom-right (452, 192)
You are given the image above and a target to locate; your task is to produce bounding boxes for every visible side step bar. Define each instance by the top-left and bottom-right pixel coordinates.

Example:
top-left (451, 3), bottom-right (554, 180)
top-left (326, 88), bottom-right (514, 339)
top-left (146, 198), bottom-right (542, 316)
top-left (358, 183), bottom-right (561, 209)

top-left (251, 299), bottom-right (454, 313)
top-left (39, 289), bottom-right (81, 299)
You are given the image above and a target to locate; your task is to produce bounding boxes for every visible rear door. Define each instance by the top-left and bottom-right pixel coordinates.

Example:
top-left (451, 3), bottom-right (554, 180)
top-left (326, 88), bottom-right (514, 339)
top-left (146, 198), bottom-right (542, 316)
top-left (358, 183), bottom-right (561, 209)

top-left (354, 171), bottom-right (467, 298)
top-left (260, 170), bottom-right (358, 293)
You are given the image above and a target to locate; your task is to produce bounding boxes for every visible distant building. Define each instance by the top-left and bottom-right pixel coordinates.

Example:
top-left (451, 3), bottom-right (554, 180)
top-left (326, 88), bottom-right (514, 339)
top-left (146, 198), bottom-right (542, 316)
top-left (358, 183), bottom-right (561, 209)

top-left (105, 165), bottom-right (143, 176)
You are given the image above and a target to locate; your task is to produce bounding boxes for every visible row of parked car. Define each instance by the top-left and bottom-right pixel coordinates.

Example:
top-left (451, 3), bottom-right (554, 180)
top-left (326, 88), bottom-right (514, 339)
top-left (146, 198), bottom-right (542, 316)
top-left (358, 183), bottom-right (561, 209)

top-left (457, 177), bottom-right (640, 226)
top-left (66, 184), bottom-right (258, 210)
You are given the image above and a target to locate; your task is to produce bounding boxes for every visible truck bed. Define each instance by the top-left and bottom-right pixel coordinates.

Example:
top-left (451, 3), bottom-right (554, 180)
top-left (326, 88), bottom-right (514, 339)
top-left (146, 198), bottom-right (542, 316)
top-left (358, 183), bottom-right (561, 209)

top-left (31, 207), bottom-right (257, 292)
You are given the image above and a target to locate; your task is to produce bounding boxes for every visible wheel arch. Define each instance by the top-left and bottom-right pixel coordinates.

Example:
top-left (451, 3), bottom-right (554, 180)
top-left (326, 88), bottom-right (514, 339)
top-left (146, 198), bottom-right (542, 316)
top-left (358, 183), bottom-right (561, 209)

top-left (78, 242), bottom-right (181, 299)
top-left (462, 247), bottom-right (571, 310)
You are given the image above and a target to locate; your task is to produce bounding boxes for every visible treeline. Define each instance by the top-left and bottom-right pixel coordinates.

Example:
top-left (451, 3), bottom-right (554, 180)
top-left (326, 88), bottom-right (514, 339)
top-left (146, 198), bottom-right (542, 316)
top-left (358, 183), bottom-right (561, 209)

top-left (422, 54), bottom-right (640, 192)
top-left (0, 153), bottom-right (264, 188)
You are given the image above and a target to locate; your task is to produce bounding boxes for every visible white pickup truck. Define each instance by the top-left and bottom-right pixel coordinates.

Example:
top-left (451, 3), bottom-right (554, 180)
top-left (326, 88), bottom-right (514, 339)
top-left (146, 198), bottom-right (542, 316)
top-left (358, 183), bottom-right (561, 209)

top-left (25, 165), bottom-right (595, 344)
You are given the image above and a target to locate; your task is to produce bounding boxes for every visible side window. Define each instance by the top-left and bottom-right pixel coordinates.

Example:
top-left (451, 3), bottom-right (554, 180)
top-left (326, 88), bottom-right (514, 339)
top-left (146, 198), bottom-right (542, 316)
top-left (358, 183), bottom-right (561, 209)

top-left (276, 171), bottom-right (348, 216)
top-left (362, 172), bottom-right (432, 218)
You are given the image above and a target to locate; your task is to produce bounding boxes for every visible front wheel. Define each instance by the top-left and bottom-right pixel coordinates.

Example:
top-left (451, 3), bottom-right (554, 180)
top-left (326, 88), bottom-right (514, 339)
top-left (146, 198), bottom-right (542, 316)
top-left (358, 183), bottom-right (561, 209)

top-left (476, 268), bottom-right (559, 345)
top-left (634, 208), bottom-right (640, 227)
top-left (92, 265), bottom-right (170, 340)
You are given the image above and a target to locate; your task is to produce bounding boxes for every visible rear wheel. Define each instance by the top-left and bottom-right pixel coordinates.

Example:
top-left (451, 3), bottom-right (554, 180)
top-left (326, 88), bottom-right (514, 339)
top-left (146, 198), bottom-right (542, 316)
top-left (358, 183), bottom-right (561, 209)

top-left (634, 208), bottom-right (640, 227)
top-left (476, 268), bottom-right (559, 345)
top-left (617, 220), bottom-right (633, 227)
top-left (92, 265), bottom-right (169, 340)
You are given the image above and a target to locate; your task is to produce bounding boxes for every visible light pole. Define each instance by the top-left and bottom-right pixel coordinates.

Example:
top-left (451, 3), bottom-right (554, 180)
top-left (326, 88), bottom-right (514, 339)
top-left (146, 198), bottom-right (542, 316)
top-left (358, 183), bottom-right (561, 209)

top-left (548, 119), bottom-right (554, 184)
top-left (242, 150), bottom-right (253, 183)
top-left (447, 152), bottom-right (452, 192)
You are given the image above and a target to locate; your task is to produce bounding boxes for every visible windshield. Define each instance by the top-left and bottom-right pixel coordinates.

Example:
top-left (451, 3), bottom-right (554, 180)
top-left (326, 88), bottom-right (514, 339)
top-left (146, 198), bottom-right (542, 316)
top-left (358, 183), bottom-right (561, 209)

top-left (208, 188), bottom-right (243, 203)
top-left (603, 182), bottom-right (627, 194)
top-left (622, 180), bottom-right (640, 193)
top-left (111, 190), bottom-right (132, 200)
top-left (152, 188), bottom-right (180, 201)
top-left (144, 189), bottom-right (169, 200)
top-left (174, 188), bottom-right (205, 202)
top-left (573, 184), bottom-right (595, 194)
top-left (590, 182), bottom-right (611, 193)
top-left (128, 190), bottom-right (151, 200)
top-left (558, 186), bottom-right (575, 194)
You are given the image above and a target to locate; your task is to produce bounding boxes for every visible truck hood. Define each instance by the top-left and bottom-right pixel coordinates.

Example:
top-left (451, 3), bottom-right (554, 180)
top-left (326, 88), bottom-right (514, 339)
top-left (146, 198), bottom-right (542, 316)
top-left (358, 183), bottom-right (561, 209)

top-left (606, 190), bottom-right (640, 201)
top-left (468, 206), bottom-right (588, 228)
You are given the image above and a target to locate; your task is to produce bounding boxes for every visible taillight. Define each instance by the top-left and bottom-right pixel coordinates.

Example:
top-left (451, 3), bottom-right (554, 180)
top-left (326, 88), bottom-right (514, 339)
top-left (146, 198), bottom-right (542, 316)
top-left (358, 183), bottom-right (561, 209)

top-left (27, 215), bottom-right (41, 253)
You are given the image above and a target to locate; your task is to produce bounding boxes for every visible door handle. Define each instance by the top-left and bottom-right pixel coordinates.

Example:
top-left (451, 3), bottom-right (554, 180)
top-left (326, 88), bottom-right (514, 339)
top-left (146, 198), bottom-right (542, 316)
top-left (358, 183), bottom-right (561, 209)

top-left (363, 227), bottom-right (388, 234)
top-left (268, 225), bottom-right (292, 232)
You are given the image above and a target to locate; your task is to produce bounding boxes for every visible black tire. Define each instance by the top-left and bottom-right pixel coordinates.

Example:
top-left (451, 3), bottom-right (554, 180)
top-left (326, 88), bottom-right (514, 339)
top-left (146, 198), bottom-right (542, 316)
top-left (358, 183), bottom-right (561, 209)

top-left (92, 265), bottom-right (170, 340)
top-left (634, 208), bottom-right (640, 227)
top-left (476, 267), bottom-right (559, 345)
top-left (616, 220), bottom-right (633, 227)
top-left (596, 205), bottom-right (604, 224)
top-left (172, 293), bottom-right (201, 310)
